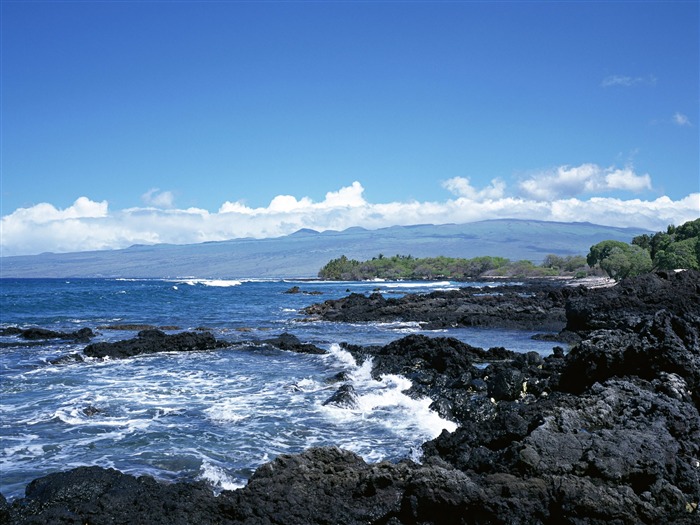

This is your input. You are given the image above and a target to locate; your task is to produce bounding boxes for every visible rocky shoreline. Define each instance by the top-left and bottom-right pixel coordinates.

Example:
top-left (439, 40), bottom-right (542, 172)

top-left (301, 279), bottom-right (582, 333)
top-left (2, 270), bottom-right (699, 524)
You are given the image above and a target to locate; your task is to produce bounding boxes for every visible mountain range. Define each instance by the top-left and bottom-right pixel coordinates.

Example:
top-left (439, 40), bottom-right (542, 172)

top-left (0, 219), bottom-right (651, 279)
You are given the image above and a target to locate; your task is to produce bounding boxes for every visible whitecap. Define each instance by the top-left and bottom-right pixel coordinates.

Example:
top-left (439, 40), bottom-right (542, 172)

top-left (377, 281), bottom-right (452, 288)
top-left (177, 279), bottom-right (242, 287)
top-left (199, 460), bottom-right (246, 492)
top-left (204, 402), bottom-right (248, 424)
top-left (325, 343), bottom-right (359, 368)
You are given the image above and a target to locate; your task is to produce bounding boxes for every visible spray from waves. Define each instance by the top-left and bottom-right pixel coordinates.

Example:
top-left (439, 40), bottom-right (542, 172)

top-left (199, 459), bottom-right (246, 493)
top-left (320, 344), bottom-right (458, 443)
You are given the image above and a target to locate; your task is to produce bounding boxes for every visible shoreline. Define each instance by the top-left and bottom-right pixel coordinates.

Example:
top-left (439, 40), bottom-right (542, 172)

top-left (2, 270), bottom-right (699, 524)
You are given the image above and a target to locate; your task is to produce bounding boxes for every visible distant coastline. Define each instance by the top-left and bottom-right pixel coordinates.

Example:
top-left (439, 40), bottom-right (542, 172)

top-left (0, 219), bottom-right (650, 279)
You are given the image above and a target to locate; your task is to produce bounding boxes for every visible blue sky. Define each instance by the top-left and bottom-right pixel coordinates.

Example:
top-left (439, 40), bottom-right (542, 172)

top-left (1, 1), bottom-right (698, 256)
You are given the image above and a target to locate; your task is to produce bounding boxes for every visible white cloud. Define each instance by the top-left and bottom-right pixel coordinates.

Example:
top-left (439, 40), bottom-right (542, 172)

top-left (673, 112), bottom-right (692, 126)
top-left (1, 179), bottom-right (697, 257)
top-left (219, 181), bottom-right (366, 215)
top-left (518, 164), bottom-right (652, 200)
top-left (442, 177), bottom-right (505, 200)
top-left (601, 74), bottom-right (656, 87)
top-left (141, 188), bottom-right (175, 208)
top-left (1, 197), bottom-right (108, 225)
top-left (320, 181), bottom-right (366, 208)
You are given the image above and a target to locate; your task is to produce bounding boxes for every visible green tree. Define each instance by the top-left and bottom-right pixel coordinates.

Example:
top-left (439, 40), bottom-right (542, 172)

top-left (631, 233), bottom-right (652, 252)
top-left (674, 218), bottom-right (700, 241)
top-left (587, 240), bottom-right (630, 268)
top-left (318, 255), bottom-right (361, 280)
top-left (655, 237), bottom-right (700, 270)
top-left (649, 231), bottom-right (673, 260)
top-left (588, 241), bottom-right (652, 280)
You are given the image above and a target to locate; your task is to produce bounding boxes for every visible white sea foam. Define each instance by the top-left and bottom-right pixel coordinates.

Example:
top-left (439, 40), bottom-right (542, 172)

top-left (176, 279), bottom-right (242, 287)
top-left (1, 435), bottom-right (45, 459)
top-left (199, 460), bottom-right (246, 492)
top-left (320, 345), bottom-right (457, 441)
top-left (326, 343), bottom-right (359, 368)
top-left (377, 281), bottom-right (452, 288)
top-left (204, 401), bottom-right (248, 423)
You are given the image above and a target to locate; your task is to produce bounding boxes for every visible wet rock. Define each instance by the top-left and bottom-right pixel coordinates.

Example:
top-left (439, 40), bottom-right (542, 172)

top-left (48, 353), bottom-right (85, 365)
top-left (283, 286), bottom-right (323, 295)
top-left (322, 384), bottom-right (360, 409)
top-left (324, 371), bottom-right (350, 384)
top-left (0, 327), bottom-right (95, 342)
top-left (82, 406), bottom-right (101, 417)
top-left (260, 332), bottom-right (326, 354)
top-left (83, 329), bottom-right (225, 359)
top-left (347, 334), bottom-right (554, 424)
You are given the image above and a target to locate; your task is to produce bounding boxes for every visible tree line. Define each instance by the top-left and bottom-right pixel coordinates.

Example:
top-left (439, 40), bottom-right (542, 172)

top-left (317, 218), bottom-right (700, 281)
top-left (317, 253), bottom-right (589, 281)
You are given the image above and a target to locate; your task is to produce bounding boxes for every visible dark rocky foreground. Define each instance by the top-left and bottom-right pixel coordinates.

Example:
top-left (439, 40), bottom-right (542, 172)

top-left (2, 270), bottom-right (699, 524)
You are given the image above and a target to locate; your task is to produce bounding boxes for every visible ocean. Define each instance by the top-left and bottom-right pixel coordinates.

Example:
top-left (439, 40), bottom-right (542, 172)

top-left (0, 278), bottom-right (557, 500)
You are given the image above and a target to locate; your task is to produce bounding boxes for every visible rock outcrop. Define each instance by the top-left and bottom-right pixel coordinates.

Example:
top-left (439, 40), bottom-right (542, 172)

top-left (0, 327), bottom-right (95, 346)
top-left (83, 329), bottom-right (225, 359)
top-left (259, 332), bottom-right (326, 354)
top-left (302, 282), bottom-right (579, 332)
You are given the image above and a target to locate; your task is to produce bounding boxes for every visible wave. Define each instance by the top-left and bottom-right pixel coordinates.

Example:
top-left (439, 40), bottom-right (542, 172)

top-left (199, 460), bottom-right (245, 492)
top-left (175, 279), bottom-right (242, 287)
top-left (321, 344), bottom-right (458, 438)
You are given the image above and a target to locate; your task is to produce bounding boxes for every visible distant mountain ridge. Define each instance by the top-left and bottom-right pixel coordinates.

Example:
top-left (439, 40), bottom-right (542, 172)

top-left (0, 219), bottom-right (651, 279)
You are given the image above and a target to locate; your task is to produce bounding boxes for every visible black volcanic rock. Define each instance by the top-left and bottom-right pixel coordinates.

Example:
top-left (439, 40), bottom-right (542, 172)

top-left (303, 283), bottom-right (577, 331)
top-left (83, 329), bottom-right (225, 359)
top-left (564, 269), bottom-right (700, 335)
top-left (260, 332), bottom-right (326, 354)
top-left (0, 326), bottom-right (95, 342)
top-left (344, 334), bottom-right (558, 422)
top-left (5, 466), bottom-right (233, 525)
top-left (322, 384), bottom-right (360, 409)
top-left (559, 270), bottom-right (700, 406)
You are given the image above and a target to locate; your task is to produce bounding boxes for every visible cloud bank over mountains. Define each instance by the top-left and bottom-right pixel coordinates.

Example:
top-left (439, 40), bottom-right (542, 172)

top-left (3, 164), bottom-right (698, 257)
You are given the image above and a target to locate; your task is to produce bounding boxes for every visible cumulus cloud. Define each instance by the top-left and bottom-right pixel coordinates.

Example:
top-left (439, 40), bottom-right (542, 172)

top-left (1, 178), bottom-right (697, 257)
top-left (218, 181), bottom-right (366, 215)
top-left (518, 164), bottom-right (652, 200)
top-left (442, 177), bottom-right (506, 200)
top-left (2, 196), bottom-right (108, 225)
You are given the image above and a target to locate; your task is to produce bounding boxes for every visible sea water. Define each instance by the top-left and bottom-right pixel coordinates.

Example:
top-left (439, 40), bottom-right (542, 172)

top-left (0, 278), bottom-right (557, 500)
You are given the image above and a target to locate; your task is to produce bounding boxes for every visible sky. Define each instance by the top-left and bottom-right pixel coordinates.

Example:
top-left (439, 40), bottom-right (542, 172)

top-left (1, 0), bottom-right (698, 257)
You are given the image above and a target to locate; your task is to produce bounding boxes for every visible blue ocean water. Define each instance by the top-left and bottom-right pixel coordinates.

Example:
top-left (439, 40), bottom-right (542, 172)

top-left (0, 278), bottom-right (558, 500)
